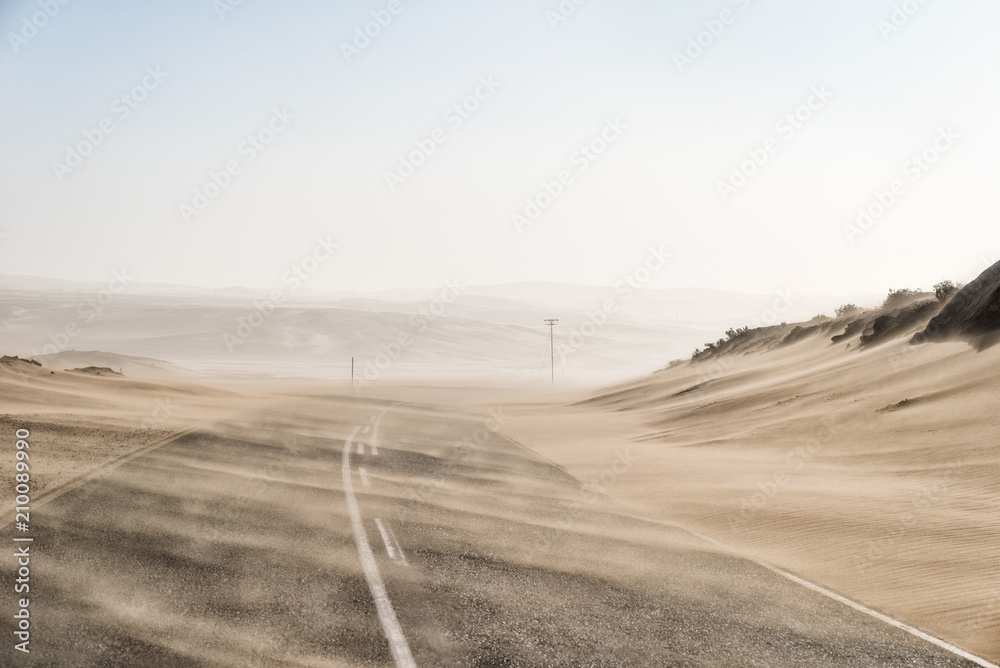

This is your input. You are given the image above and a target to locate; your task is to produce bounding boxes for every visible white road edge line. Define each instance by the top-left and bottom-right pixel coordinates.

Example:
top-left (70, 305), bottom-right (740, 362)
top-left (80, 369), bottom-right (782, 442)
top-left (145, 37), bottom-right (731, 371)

top-left (343, 427), bottom-right (416, 668)
top-left (686, 529), bottom-right (999, 668)
top-left (375, 518), bottom-right (399, 561)
top-left (358, 467), bottom-right (371, 487)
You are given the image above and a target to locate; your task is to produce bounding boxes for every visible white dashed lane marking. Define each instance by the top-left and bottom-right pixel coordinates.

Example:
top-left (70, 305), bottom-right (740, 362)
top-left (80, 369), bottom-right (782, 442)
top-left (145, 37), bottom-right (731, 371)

top-left (359, 467), bottom-right (371, 487)
top-left (342, 428), bottom-right (416, 668)
top-left (376, 519), bottom-right (408, 566)
top-left (376, 519), bottom-right (399, 561)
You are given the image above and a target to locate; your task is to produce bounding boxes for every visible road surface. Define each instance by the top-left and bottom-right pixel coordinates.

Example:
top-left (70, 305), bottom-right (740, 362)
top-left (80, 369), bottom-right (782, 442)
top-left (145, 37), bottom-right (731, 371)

top-left (3, 393), bottom-right (993, 667)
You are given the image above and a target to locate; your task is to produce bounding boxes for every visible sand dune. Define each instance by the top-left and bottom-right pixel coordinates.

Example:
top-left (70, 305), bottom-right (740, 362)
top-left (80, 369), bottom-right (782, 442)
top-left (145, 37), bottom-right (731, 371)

top-left (1, 386), bottom-right (985, 666)
top-left (0, 356), bottom-right (250, 504)
top-left (2, 272), bottom-right (997, 664)
top-left (495, 310), bottom-right (1000, 661)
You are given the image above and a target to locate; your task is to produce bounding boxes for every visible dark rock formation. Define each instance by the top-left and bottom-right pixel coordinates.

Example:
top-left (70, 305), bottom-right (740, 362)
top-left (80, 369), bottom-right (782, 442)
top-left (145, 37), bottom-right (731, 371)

top-left (831, 318), bottom-right (866, 344)
top-left (912, 259), bottom-right (1000, 344)
top-left (860, 300), bottom-right (940, 347)
top-left (67, 366), bottom-right (122, 376)
top-left (0, 356), bottom-right (41, 366)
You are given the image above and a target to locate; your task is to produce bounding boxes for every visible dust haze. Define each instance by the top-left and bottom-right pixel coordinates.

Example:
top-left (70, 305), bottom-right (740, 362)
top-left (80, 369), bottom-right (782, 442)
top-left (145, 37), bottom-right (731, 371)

top-left (3, 1), bottom-right (999, 666)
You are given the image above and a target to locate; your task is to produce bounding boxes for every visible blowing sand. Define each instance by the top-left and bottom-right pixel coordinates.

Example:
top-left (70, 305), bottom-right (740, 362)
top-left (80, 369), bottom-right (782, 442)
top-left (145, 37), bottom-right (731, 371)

top-left (494, 330), bottom-right (1000, 662)
top-left (0, 357), bottom-right (252, 503)
top-left (2, 321), bottom-right (997, 663)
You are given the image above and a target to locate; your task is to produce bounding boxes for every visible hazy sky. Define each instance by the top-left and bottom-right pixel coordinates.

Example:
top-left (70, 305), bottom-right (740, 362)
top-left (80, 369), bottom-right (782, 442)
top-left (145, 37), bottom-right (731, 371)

top-left (1, 0), bottom-right (997, 296)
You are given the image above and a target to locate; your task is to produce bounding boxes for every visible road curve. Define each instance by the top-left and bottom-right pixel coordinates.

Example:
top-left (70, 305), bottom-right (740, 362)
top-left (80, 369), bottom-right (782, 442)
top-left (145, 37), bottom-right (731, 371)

top-left (2, 393), bottom-right (993, 666)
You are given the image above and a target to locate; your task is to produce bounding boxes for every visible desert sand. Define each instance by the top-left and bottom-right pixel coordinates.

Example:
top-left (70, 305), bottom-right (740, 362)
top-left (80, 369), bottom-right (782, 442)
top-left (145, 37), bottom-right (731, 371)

top-left (1, 279), bottom-right (997, 665)
top-left (0, 371), bottom-right (989, 666)
top-left (493, 329), bottom-right (1000, 661)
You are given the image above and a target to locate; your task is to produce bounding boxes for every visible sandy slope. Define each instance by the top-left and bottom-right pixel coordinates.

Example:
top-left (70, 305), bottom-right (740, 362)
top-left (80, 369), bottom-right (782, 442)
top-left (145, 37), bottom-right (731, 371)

top-left (495, 330), bottom-right (1000, 661)
top-left (0, 358), bottom-right (250, 502)
top-left (0, 389), bottom-right (982, 666)
top-left (1, 309), bottom-right (996, 662)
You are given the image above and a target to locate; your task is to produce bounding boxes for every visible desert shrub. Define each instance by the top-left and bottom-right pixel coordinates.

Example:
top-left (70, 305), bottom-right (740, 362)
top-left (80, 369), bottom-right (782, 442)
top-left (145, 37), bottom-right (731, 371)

top-left (882, 288), bottom-right (922, 309)
top-left (835, 303), bottom-right (859, 317)
top-left (725, 325), bottom-right (750, 340)
top-left (933, 280), bottom-right (962, 302)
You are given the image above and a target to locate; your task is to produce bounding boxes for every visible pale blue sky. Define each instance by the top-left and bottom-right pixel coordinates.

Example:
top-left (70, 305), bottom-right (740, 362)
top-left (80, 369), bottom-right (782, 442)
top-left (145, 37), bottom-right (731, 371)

top-left (1, 0), bottom-right (997, 295)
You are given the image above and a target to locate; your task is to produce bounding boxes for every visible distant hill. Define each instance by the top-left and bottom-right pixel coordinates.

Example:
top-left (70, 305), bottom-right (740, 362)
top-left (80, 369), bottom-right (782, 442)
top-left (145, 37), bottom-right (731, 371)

top-left (0, 275), bottom-right (876, 384)
top-left (33, 351), bottom-right (189, 380)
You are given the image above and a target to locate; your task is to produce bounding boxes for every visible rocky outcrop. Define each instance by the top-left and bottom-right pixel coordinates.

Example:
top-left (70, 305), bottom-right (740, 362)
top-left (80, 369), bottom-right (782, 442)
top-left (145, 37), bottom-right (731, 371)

top-left (831, 319), bottom-right (866, 344)
top-left (859, 300), bottom-right (940, 347)
top-left (913, 260), bottom-right (1000, 344)
top-left (67, 366), bottom-right (122, 376)
top-left (0, 356), bottom-right (41, 366)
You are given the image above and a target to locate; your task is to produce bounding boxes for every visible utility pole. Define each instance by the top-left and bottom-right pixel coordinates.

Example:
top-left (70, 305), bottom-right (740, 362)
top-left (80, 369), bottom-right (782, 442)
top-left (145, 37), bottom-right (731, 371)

top-left (544, 319), bottom-right (558, 385)
top-left (351, 357), bottom-right (354, 383)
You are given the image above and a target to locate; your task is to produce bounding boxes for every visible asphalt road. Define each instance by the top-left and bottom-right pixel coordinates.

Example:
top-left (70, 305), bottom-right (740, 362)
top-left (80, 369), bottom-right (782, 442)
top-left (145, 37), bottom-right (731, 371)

top-left (1, 394), bottom-right (991, 667)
